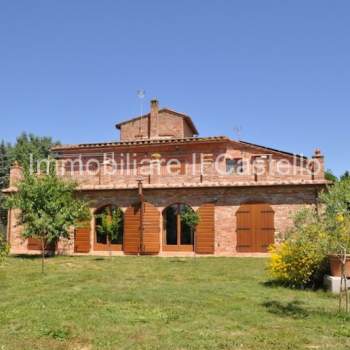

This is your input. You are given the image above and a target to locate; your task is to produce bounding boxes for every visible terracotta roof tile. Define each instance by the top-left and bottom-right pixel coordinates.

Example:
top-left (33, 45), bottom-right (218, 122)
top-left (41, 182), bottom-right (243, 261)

top-left (2, 179), bottom-right (330, 194)
top-left (51, 136), bottom-right (228, 151)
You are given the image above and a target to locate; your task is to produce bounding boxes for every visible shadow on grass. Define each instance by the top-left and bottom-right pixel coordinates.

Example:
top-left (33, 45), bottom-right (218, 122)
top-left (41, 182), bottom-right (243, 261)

top-left (262, 300), bottom-right (309, 319)
top-left (261, 279), bottom-right (287, 288)
top-left (169, 259), bottom-right (188, 263)
top-left (262, 299), bottom-right (350, 321)
top-left (12, 254), bottom-right (55, 260)
top-left (261, 279), bottom-right (324, 291)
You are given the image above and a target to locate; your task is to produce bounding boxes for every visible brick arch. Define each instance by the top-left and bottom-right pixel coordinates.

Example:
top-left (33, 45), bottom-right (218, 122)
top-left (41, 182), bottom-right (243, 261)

top-left (93, 204), bottom-right (126, 214)
top-left (161, 202), bottom-right (194, 214)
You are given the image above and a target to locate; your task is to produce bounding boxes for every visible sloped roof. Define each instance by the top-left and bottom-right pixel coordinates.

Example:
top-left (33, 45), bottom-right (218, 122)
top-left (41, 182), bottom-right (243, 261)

top-left (2, 179), bottom-right (330, 194)
top-left (51, 137), bottom-right (308, 160)
top-left (115, 108), bottom-right (199, 135)
top-left (51, 136), bottom-right (228, 151)
top-left (236, 140), bottom-right (308, 160)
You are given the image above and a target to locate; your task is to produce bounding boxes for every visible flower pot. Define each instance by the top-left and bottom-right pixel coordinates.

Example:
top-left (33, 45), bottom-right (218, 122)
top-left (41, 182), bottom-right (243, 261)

top-left (328, 254), bottom-right (350, 277)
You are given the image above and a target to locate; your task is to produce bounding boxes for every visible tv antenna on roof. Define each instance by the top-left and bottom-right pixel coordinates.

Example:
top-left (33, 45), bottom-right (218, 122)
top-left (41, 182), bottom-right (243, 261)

top-left (233, 126), bottom-right (242, 140)
top-left (137, 90), bottom-right (146, 137)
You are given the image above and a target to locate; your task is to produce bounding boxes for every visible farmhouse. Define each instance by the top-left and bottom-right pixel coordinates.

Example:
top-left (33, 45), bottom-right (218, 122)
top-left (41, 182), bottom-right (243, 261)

top-left (5, 100), bottom-right (328, 256)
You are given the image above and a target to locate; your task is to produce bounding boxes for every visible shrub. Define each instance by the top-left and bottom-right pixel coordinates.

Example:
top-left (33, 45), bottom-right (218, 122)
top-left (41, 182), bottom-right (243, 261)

top-left (0, 234), bottom-right (9, 265)
top-left (268, 208), bottom-right (328, 288)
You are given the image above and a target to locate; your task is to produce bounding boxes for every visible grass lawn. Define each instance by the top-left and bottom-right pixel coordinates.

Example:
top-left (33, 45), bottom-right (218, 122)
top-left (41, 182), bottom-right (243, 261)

top-left (0, 256), bottom-right (349, 350)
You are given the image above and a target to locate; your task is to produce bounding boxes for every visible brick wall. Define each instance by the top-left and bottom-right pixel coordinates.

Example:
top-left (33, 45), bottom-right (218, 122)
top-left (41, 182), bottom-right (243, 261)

top-left (8, 185), bottom-right (320, 256)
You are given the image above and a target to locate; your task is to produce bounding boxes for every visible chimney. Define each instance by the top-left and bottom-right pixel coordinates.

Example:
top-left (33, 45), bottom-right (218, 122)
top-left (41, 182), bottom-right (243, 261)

top-left (9, 161), bottom-right (23, 187)
top-left (149, 99), bottom-right (159, 138)
top-left (311, 148), bottom-right (325, 180)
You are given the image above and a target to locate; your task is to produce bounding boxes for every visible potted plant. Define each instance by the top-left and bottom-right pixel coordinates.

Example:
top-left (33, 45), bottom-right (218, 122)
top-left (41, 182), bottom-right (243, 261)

top-left (327, 214), bottom-right (350, 277)
top-left (320, 178), bottom-right (350, 311)
top-left (180, 206), bottom-right (199, 247)
top-left (96, 206), bottom-right (123, 257)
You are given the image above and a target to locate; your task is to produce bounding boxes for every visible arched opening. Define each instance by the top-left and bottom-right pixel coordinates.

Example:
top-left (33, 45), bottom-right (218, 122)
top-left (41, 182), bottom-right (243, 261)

top-left (94, 205), bottom-right (124, 251)
top-left (163, 203), bottom-right (194, 251)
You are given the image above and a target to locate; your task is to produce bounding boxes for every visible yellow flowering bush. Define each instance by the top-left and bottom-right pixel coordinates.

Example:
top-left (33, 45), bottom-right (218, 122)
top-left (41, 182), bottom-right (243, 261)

top-left (267, 208), bottom-right (328, 288)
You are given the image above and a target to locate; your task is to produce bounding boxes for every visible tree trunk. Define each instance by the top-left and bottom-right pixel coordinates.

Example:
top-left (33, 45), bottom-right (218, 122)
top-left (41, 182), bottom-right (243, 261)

top-left (108, 237), bottom-right (112, 258)
top-left (41, 237), bottom-right (45, 274)
top-left (339, 249), bottom-right (349, 313)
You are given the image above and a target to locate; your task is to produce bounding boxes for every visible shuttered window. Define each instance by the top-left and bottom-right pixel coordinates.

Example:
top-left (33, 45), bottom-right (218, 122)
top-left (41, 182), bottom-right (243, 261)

top-left (195, 203), bottom-right (215, 254)
top-left (124, 202), bottom-right (160, 254)
top-left (236, 203), bottom-right (274, 252)
top-left (27, 237), bottom-right (56, 251)
top-left (123, 204), bottom-right (141, 254)
top-left (74, 227), bottom-right (91, 253)
top-left (142, 202), bottom-right (160, 254)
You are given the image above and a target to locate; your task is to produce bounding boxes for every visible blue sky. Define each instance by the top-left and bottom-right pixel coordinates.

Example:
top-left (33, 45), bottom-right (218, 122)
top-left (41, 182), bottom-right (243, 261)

top-left (0, 0), bottom-right (349, 175)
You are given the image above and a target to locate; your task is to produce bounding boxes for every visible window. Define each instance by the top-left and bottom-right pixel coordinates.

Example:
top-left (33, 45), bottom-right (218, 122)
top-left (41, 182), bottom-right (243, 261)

top-left (163, 203), bottom-right (194, 249)
top-left (252, 155), bottom-right (271, 176)
top-left (168, 161), bottom-right (186, 175)
top-left (226, 158), bottom-right (243, 175)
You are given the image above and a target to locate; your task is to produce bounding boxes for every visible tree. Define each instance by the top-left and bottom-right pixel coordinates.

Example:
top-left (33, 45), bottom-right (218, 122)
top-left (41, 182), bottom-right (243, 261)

top-left (11, 133), bottom-right (60, 173)
top-left (0, 141), bottom-right (11, 233)
top-left (96, 206), bottom-right (123, 257)
top-left (320, 178), bottom-right (350, 311)
top-left (5, 174), bottom-right (90, 273)
top-left (180, 206), bottom-right (200, 245)
top-left (325, 169), bottom-right (338, 183)
top-left (0, 134), bottom-right (59, 237)
top-left (340, 171), bottom-right (350, 182)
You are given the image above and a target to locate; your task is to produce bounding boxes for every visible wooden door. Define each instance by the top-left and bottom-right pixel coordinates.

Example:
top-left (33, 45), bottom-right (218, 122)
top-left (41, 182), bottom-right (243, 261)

top-left (236, 203), bottom-right (274, 252)
top-left (74, 227), bottom-right (91, 253)
top-left (124, 202), bottom-right (160, 254)
top-left (195, 203), bottom-right (215, 254)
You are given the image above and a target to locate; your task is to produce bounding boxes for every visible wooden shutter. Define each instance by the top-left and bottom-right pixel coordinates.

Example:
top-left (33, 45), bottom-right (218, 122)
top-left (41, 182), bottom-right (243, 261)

top-left (195, 203), bottom-right (215, 254)
top-left (236, 205), bottom-right (254, 252)
top-left (27, 238), bottom-right (56, 251)
top-left (124, 202), bottom-right (160, 254)
top-left (74, 227), bottom-right (91, 253)
top-left (142, 202), bottom-right (160, 254)
top-left (123, 204), bottom-right (141, 254)
top-left (236, 203), bottom-right (275, 252)
top-left (255, 204), bottom-right (274, 252)
top-left (27, 237), bottom-right (42, 251)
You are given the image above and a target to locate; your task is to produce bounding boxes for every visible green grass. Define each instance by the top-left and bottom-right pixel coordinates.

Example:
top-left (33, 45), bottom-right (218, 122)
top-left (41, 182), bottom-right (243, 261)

top-left (0, 256), bottom-right (349, 350)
